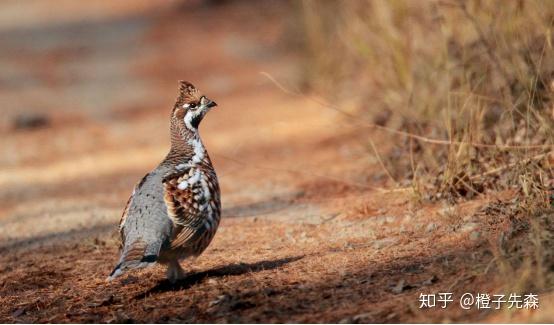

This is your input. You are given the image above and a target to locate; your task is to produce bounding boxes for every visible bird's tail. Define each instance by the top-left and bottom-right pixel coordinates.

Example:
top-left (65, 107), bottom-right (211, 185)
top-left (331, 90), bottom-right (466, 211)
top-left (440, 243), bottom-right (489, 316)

top-left (107, 239), bottom-right (159, 281)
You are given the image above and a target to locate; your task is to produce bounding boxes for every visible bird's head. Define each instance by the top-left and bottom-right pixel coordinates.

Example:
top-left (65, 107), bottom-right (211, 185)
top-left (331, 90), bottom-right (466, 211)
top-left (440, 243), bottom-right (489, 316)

top-left (172, 80), bottom-right (217, 131)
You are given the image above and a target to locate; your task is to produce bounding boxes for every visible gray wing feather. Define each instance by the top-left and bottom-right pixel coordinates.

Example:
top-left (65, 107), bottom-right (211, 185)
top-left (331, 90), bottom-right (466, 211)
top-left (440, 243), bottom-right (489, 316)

top-left (108, 170), bottom-right (173, 280)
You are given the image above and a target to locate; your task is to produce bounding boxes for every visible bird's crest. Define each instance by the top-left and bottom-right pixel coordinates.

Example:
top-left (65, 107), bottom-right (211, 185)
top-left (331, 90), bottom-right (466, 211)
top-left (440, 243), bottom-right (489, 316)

top-left (174, 80), bottom-right (201, 109)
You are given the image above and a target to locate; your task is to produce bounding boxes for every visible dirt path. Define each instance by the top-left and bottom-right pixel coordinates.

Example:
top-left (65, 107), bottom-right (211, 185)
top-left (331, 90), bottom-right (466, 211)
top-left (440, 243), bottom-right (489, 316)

top-left (0, 1), bottom-right (551, 323)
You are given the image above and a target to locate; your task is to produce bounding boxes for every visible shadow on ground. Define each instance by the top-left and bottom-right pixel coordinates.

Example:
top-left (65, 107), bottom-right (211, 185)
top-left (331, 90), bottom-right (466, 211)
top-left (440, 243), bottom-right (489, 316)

top-left (136, 255), bottom-right (305, 298)
top-left (0, 223), bottom-right (115, 253)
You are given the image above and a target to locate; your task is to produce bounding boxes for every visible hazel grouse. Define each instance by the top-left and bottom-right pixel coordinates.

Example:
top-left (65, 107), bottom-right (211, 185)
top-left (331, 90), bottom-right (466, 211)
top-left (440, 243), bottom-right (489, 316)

top-left (108, 81), bottom-right (221, 283)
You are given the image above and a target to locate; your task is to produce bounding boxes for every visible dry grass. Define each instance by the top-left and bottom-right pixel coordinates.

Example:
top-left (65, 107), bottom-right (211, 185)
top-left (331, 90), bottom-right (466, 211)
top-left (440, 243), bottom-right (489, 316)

top-left (299, 0), bottom-right (553, 192)
top-left (298, 0), bottom-right (554, 317)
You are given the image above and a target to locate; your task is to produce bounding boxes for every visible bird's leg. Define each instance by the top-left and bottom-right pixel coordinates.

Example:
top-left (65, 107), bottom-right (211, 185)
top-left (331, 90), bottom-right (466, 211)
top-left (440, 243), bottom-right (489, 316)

top-left (166, 260), bottom-right (186, 283)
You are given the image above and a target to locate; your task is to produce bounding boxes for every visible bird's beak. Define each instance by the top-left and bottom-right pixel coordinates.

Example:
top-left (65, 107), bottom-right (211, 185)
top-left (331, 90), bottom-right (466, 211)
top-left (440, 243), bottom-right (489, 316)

top-left (207, 100), bottom-right (217, 108)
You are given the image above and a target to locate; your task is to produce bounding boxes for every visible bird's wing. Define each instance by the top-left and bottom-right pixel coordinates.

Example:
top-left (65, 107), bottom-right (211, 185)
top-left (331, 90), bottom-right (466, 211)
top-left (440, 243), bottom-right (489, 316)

top-left (118, 195), bottom-right (132, 247)
top-left (118, 174), bottom-right (149, 246)
top-left (162, 168), bottom-right (209, 248)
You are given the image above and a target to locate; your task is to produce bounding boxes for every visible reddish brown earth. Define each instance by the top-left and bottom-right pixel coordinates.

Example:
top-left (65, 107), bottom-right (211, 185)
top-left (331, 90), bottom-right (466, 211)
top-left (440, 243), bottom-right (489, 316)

top-left (0, 1), bottom-right (551, 323)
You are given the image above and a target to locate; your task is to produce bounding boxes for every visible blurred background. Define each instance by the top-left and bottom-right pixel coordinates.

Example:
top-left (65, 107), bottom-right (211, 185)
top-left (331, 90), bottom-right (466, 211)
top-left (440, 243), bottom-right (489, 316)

top-left (0, 0), bottom-right (553, 323)
top-left (0, 0), bottom-right (305, 238)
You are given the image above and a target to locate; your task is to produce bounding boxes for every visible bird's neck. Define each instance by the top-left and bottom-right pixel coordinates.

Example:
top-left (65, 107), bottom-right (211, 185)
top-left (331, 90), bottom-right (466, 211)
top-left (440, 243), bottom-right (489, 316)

top-left (166, 124), bottom-right (207, 169)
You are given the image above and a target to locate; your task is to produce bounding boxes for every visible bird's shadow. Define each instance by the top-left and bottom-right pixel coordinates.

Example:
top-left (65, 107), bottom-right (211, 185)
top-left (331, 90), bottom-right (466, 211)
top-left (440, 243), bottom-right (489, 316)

top-left (135, 255), bottom-right (304, 298)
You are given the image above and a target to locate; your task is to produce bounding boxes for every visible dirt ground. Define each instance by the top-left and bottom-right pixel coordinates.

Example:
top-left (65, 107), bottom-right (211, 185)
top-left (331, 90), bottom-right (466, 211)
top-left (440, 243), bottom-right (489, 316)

top-left (0, 1), bottom-right (552, 323)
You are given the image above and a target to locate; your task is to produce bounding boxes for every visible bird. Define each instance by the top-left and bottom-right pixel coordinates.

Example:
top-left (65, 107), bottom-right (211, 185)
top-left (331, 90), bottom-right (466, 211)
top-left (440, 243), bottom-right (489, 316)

top-left (108, 81), bottom-right (221, 283)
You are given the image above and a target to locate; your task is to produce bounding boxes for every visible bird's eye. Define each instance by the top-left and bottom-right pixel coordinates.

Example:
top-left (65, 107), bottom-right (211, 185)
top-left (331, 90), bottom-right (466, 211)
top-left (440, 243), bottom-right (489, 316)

top-left (189, 103), bottom-right (197, 109)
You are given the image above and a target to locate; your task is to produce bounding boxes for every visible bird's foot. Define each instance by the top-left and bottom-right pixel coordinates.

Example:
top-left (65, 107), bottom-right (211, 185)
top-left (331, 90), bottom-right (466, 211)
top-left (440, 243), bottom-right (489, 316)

top-left (166, 260), bottom-right (186, 284)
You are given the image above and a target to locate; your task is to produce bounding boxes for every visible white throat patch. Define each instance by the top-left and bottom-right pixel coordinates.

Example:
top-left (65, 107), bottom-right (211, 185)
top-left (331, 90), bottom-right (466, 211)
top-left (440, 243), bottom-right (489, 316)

top-left (183, 110), bottom-right (200, 130)
top-left (188, 137), bottom-right (205, 164)
top-left (175, 136), bottom-right (205, 171)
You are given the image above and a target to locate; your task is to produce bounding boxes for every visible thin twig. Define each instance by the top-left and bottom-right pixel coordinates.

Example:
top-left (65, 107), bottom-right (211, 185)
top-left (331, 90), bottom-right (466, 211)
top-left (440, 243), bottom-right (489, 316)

top-left (260, 71), bottom-right (552, 150)
top-left (454, 176), bottom-right (485, 198)
top-left (368, 138), bottom-right (398, 185)
top-left (469, 152), bottom-right (552, 182)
